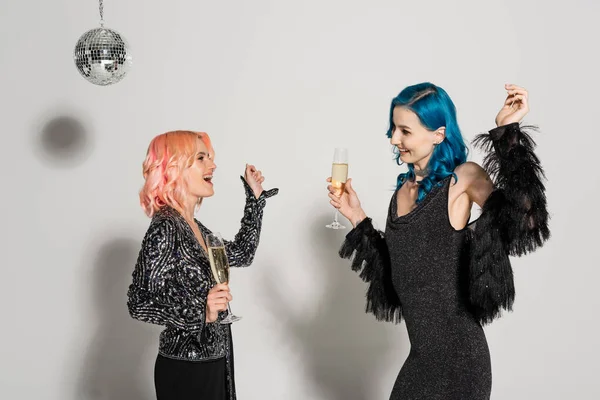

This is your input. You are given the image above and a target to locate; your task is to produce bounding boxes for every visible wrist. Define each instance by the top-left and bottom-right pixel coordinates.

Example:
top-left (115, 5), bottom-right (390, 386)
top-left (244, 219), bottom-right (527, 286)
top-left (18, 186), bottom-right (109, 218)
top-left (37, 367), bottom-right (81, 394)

top-left (206, 310), bottom-right (217, 323)
top-left (496, 118), bottom-right (520, 128)
top-left (351, 209), bottom-right (367, 228)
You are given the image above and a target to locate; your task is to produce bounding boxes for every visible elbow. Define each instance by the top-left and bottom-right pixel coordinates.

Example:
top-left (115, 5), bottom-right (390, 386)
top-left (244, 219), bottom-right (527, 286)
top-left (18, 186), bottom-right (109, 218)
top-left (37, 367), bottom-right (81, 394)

top-left (234, 254), bottom-right (255, 268)
top-left (126, 298), bottom-right (146, 323)
top-left (226, 243), bottom-right (258, 267)
top-left (127, 305), bottom-right (147, 324)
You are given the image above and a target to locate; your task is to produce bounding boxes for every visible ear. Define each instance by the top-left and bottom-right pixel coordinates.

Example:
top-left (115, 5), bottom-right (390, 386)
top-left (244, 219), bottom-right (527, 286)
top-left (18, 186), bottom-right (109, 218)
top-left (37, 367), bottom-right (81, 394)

top-left (434, 127), bottom-right (446, 145)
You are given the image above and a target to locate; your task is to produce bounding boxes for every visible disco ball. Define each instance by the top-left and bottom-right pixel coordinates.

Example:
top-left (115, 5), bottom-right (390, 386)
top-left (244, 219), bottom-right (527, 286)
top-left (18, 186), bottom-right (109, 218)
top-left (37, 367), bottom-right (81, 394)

top-left (74, 27), bottom-right (132, 86)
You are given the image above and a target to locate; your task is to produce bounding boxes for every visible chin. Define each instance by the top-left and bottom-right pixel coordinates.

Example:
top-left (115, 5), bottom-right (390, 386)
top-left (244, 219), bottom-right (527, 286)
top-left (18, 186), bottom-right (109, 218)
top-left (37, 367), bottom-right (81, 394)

top-left (399, 154), bottom-right (412, 163)
top-left (197, 188), bottom-right (215, 198)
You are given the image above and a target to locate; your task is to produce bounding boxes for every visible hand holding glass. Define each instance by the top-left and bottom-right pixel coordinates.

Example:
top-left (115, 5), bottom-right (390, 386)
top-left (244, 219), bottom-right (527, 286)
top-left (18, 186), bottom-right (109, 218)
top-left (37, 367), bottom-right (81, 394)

top-left (206, 232), bottom-right (241, 324)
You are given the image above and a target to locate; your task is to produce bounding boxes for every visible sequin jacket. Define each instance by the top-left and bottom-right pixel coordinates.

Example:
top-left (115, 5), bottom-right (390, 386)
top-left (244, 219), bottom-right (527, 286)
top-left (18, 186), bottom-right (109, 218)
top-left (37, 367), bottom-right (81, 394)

top-left (339, 122), bottom-right (550, 325)
top-left (127, 177), bottom-right (278, 363)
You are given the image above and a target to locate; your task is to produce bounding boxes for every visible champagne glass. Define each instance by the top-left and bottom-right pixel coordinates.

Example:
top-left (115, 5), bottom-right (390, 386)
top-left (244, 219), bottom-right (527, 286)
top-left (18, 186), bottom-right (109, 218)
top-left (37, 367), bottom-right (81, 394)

top-left (326, 148), bottom-right (348, 229)
top-left (206, 232), bottom-right (241, 324)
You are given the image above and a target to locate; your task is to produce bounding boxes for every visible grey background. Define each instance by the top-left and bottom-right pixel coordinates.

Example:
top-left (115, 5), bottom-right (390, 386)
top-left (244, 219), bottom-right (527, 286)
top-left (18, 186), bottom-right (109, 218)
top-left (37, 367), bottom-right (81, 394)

top-left (1, 0), bottom-right (597, 399)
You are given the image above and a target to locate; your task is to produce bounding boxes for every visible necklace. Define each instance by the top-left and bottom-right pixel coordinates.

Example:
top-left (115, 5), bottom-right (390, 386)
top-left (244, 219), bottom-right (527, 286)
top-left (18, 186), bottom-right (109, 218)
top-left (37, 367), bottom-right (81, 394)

top-left (414, 168), bottom-right (429, 177)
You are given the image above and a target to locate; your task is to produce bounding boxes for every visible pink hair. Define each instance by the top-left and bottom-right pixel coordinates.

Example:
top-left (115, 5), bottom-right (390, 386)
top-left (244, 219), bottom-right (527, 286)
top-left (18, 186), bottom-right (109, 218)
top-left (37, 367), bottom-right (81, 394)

top-left (139, 130), bottom-right (213, 217)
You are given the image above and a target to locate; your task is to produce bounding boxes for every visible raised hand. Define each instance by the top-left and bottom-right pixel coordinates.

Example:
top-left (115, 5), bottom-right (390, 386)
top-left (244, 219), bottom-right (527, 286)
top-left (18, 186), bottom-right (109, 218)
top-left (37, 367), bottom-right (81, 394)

top-left (244, 164), bottom-right (265, 199)
top-left (495, 83), bottom-right (530, 127)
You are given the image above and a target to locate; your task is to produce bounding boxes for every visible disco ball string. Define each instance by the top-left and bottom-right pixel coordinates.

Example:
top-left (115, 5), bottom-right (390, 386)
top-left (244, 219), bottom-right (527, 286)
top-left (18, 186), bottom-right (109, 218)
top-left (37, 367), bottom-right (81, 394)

top-left (73, 0), bottom-right (132, 86)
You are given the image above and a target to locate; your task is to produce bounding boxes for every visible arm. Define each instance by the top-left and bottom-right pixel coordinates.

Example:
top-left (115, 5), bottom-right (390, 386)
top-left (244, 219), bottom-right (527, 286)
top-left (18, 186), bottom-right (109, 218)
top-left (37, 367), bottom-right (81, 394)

top-left (225, 176), bottom-right (278, 267)
top-left (339, 217), bottom-right (402, 323)
top-left (328, 178), bottom-right (401, 323)
top-left (127, 218), bottom-right (209, 332)
top-left (473, 122), bottom-right (549, 255)
top-left (467, 122), bottom-right (549, 324)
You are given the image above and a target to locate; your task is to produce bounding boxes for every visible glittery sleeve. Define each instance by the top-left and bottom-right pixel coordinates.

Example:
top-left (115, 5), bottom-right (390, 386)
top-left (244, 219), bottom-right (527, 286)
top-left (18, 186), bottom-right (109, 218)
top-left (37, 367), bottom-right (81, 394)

top-left (127, 218), bottom-right (208, 333)
top-left (223, 176), bottom-right (278, 268)
top-left (339, 218), bottom-right (402, 323)
top-left (468, 122), bottom-right (550, 324)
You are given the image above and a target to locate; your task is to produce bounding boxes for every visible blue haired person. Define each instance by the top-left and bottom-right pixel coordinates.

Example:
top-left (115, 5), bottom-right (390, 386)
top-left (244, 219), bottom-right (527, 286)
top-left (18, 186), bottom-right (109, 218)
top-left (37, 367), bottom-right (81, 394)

top-left (327, 83), bottom-right (549, 399)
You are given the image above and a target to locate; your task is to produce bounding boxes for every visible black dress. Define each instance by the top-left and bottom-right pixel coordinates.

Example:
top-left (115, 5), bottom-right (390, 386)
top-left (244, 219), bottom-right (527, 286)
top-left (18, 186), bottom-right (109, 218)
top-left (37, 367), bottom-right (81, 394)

top-left (339, 123), bottom-right (549, 400)
top-left (386, 176), bottom-right (491, 399)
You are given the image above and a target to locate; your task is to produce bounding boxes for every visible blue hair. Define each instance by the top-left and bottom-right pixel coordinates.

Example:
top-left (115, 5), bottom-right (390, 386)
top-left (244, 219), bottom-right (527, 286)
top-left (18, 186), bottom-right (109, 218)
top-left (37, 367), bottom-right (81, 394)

top-left (386, 82), bottom-right (468, 202)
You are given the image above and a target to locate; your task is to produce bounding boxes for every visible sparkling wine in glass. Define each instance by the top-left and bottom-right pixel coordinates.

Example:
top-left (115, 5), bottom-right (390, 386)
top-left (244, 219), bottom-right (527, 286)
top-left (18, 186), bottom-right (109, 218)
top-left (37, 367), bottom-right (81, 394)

top-left (206, 232), bottom-right (241, 324)
top-left (326, 148), bottom-right (348, 229)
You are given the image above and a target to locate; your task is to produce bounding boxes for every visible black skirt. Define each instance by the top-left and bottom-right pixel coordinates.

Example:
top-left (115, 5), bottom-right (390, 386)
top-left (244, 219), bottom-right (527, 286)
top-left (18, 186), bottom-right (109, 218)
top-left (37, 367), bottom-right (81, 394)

top-left (154, 354), bottom-right (226, 400)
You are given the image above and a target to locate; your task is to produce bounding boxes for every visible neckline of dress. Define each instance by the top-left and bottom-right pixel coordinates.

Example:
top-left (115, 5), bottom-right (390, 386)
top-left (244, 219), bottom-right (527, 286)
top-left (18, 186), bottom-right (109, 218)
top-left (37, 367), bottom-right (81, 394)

top-left (389, 175), bottom-right (452, 223)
